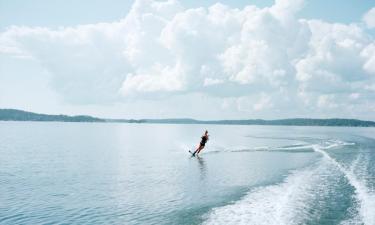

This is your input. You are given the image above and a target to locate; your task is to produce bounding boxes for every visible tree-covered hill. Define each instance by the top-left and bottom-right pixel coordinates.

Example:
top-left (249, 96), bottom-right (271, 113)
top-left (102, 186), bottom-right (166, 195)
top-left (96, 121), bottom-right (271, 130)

top-left (0, 109), bottom-right (104, 122)
top-left (1, 108), bottom-right (375, 127)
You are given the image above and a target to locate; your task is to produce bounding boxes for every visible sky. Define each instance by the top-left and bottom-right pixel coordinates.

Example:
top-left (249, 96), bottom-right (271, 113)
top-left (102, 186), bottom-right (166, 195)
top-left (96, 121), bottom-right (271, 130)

top-left (0, 0), bottom-right (374, 120)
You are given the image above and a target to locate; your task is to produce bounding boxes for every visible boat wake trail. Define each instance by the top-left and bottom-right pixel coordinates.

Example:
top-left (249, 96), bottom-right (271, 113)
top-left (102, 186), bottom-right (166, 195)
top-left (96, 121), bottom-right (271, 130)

top-left (313, 143), bottom-right (375, 225)
top-left (203, 160), bottom-right (336, 225)
top-left (203, 139), bottom-right (375, 225)
top-left (204, 143), bottom-right (316, 154)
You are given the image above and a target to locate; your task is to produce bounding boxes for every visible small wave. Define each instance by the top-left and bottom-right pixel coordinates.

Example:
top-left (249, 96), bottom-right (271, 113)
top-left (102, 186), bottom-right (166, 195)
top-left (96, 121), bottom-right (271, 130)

top-left (203, 144), bottom-right (315, 155)
top-left (319, 139), bottom-right (355, 150)
top-left (203, 139), bottom-right (368, 225)
top-left (245, 135), bottom-right (320, 142)
top-left (313, 143), bottom-right (375, 225)
top-left (203, 161), bottom-right (333, 225)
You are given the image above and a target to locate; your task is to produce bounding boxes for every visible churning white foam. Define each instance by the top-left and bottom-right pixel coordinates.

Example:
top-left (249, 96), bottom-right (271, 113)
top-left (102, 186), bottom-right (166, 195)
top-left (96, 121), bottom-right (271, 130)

top-left (203, 161), bottom-right (332, 225)
top-left (314, 142), bottom-right (375, 225)
top-left (203, 139), bottom-right (375, 225)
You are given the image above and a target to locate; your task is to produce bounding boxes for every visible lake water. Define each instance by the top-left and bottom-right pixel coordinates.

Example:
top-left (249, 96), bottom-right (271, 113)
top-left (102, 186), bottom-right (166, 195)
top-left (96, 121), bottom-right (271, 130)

top-left (0, 122), bottom-right (375, 225)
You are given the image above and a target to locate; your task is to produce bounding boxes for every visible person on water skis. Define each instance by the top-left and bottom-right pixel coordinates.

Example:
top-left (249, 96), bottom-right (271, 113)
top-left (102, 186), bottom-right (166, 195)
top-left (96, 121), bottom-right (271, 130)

top-left (192, 130), bottom-right (209, 156)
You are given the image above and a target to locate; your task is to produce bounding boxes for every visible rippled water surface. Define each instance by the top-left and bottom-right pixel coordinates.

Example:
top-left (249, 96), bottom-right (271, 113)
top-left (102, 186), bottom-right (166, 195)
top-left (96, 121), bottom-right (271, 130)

top-left (0, 122), bottom-right (374, 224)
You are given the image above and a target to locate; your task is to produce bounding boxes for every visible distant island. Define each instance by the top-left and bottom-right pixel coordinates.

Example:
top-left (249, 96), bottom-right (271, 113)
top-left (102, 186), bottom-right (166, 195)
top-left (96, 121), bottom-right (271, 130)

top-left (1, 108), bottom-right (375, 127)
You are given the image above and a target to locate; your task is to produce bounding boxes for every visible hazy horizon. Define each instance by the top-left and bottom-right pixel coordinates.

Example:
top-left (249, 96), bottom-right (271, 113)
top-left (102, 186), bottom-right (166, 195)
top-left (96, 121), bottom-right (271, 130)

top-left (1, 0), bottom-right (374, 120)
top-left (3, 108), bottom-right (375, 123)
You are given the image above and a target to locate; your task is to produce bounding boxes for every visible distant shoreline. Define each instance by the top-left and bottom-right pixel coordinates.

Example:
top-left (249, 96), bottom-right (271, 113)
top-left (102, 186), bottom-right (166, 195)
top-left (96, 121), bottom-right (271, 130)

top-left (1, 108), bottom-right (375, 127)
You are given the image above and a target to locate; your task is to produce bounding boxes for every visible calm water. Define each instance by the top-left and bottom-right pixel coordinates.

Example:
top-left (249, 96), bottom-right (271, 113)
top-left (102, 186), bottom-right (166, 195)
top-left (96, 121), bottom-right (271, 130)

top-left (0, 122), bottom-right (375, 225)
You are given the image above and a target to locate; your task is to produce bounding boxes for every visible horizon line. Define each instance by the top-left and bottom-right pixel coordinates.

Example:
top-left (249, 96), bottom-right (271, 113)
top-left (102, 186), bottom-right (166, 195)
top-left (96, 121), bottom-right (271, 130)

top-left (1, 108), bottom-right (375, 123)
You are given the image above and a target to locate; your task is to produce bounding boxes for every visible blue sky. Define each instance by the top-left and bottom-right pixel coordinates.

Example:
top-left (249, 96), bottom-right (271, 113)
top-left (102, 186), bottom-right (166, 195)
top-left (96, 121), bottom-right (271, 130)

top-left (0, 0), bottom-right (373, 29)
top-left (0, 0), bottom-right (374, 120)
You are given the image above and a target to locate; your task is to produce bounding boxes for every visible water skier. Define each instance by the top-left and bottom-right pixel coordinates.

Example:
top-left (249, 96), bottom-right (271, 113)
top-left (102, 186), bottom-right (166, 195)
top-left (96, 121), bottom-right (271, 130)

top-left (192, 130), bottom-right (209, 156)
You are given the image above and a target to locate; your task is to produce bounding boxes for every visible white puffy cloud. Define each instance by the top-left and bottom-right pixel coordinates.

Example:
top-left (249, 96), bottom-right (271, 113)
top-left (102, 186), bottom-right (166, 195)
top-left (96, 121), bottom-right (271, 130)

top-left (317, 95), bottom-right (338, 109)
top-left (361, 42), bottom-right (375, 74)
top-left (295, 20), bottom-right (371, 97)
top-left (236, 94), bottom-right (272, 113)
top-left (0, 0), bottom-right (375, 119)
top-left (119, 62), bottom-right (186, 96)
top-left (363, 7), bottom-right (375, 29)
top-left (0, 23), bottom-right (131, 104)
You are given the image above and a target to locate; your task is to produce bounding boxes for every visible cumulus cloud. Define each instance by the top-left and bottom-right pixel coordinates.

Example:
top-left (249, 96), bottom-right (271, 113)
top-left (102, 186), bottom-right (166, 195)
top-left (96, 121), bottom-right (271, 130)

top-left (0, 0), bottom-right (374, 119)
top-left (361, 42), bottom-right (375, 75)
top-left (295, 20), bottom-right (371, 98)
top-left (119, 62), bottom-right (186, 96)
top-left (317, 95), bottom-right (338, 109)
top-left (363, 7), bottom-right (375, 29)
top-left (0, 23), bottom-right (130, 103)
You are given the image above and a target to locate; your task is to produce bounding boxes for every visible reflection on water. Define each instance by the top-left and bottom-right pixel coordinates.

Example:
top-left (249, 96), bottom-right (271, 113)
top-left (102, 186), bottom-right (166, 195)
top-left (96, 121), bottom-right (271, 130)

top-left (196, 155), bottom-right (206, 180)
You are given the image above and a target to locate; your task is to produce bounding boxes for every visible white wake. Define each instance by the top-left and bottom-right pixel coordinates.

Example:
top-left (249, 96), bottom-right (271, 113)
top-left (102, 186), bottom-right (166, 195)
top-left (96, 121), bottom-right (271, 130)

top-left (203, 160), bottom-right (334, 225)
top-left (313, 142), bottom-right (375, 225)
top-left (203, 140), bottom-right (375, 225)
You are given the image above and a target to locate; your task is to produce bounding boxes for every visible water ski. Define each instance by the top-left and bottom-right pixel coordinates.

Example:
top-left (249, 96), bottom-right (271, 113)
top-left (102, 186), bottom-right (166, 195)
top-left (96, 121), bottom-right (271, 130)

top-left (189, 150), bottom-right (196, 157)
